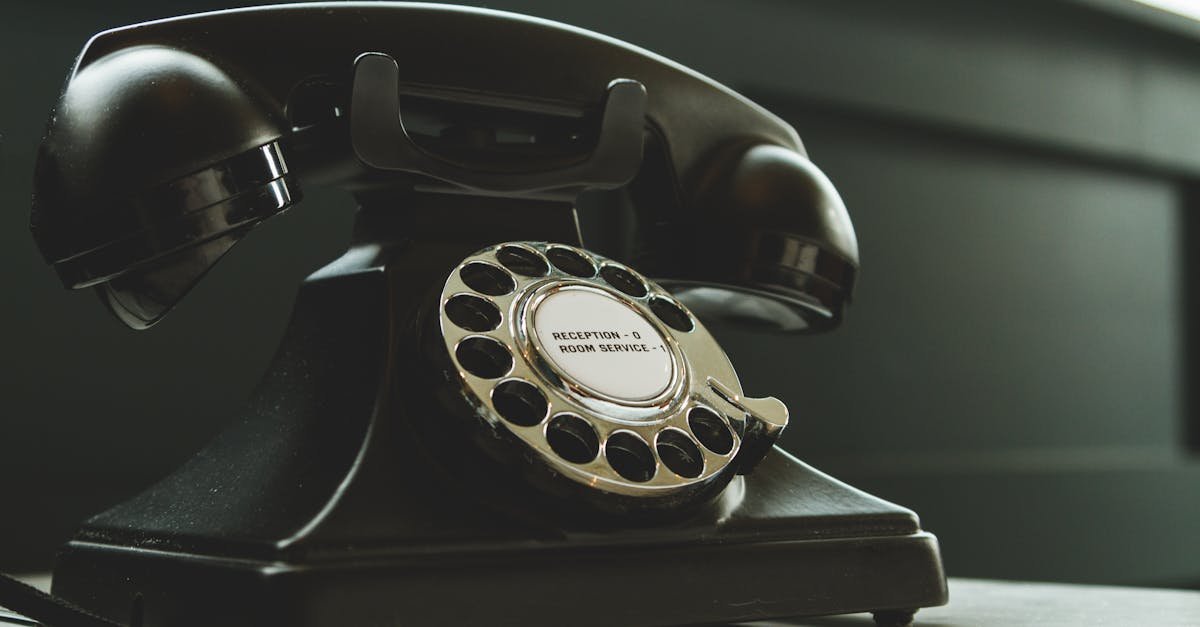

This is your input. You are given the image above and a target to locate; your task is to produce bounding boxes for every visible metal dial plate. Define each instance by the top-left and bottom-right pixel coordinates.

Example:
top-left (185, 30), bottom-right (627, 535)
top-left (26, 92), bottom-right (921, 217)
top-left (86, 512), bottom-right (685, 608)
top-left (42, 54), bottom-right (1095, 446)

top-left (437, 242), bottom-right (765, 499)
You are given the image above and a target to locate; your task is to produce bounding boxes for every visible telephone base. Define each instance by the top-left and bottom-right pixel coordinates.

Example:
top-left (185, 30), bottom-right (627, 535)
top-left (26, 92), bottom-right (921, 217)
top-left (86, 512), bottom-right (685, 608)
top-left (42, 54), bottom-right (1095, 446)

top-left (48, 221), bottom-right (945, 626)
top-left (53, 451), bottom-right (945, 626)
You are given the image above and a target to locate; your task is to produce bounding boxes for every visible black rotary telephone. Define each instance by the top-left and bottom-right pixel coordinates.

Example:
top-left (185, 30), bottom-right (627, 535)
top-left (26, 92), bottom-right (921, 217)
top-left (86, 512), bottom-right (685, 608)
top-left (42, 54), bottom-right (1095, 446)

top-left (6, 3), bottom-right (946, 626)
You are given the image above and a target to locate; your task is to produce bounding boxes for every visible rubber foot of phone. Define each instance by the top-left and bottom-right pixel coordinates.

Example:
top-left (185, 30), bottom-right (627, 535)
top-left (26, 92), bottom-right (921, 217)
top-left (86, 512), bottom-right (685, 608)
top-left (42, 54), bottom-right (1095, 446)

top-left (873, 608), bottom-right (918, 627)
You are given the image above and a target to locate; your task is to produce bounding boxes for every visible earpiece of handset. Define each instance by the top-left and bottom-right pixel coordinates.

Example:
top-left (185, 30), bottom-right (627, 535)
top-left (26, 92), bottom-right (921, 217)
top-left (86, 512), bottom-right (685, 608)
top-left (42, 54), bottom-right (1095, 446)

top-left (430, 242), bottom-right (789, 515)
top-left (675, 144), bottom-right (859, 333)
top-left (30, 46), bottom-right (298, 329)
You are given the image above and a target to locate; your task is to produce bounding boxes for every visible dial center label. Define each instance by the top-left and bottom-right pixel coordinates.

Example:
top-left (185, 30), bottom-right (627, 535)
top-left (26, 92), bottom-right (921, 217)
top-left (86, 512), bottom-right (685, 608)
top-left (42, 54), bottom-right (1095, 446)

top-left (531, 288), bottom-right (672, 401)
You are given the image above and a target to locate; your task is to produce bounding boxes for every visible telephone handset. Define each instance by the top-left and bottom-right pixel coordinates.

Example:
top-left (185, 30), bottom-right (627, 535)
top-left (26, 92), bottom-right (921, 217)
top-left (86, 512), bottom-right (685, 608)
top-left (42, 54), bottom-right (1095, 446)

top-left (30, 3), bottom-right (856, 333)
top-left (19, 3), bottom-right (945, 626)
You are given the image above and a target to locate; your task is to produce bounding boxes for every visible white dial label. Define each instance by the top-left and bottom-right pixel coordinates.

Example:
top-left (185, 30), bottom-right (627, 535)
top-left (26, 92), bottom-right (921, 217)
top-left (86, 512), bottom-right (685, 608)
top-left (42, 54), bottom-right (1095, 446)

top-left (532, 288), bottom-right (672, 401)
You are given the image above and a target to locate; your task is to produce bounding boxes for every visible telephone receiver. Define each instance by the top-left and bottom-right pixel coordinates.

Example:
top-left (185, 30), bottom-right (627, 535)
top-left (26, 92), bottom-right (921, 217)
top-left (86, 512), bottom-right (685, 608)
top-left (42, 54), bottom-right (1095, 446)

top-left (20, 3), bottom-right (945, 626)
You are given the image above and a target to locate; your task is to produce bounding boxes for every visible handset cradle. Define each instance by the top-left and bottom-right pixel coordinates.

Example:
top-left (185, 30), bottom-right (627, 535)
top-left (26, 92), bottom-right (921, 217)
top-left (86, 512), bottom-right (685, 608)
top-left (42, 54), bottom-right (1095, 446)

top-left (351, 52), bottom-right (648, 196)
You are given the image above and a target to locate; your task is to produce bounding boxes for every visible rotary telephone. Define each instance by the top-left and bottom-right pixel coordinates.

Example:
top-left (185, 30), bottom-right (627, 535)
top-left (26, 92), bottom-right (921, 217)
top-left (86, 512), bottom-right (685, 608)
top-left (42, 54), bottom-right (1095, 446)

top-left (4, 3), bottom-right (946, 626)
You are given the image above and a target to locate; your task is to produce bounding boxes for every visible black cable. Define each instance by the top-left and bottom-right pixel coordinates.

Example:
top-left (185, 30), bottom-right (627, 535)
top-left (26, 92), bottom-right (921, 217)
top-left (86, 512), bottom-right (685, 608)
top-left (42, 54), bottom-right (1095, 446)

top-left (0, 572), bottom-right (123, 627)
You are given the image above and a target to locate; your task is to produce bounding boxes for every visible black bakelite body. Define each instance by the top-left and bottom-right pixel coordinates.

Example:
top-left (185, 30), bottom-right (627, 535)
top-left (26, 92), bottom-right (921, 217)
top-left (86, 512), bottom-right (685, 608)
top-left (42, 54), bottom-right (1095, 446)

top-left (31, 4), bottom-right (945, 625)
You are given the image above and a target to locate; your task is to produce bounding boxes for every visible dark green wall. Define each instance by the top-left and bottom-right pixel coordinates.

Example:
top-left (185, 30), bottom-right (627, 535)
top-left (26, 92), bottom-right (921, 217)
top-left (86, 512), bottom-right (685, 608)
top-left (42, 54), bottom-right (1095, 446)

top-left (2, 0), bottom-right (1197, 586)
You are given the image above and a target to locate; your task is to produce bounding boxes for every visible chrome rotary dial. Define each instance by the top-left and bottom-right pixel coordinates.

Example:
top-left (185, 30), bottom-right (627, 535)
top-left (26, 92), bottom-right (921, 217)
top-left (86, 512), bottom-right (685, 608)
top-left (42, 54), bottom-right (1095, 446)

top-left (437, 241), bottom-right (788, 500)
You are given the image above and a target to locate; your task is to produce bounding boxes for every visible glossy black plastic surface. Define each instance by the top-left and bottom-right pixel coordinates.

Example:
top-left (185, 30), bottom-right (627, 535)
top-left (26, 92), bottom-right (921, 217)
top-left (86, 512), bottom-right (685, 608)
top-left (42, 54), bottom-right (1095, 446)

top-left (31, 47), bottom-right (292, 275)
top-left (673, 144), bottom-right (860, 331)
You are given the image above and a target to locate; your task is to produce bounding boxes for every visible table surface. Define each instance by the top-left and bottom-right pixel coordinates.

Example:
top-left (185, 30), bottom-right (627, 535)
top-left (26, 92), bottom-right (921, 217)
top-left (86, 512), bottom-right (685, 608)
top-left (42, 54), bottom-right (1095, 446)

top-left (755, 578), bottom-right (1200, 627)
top-left (3, 576), bottom-right (1200, 626)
